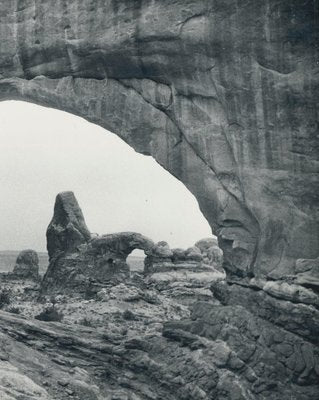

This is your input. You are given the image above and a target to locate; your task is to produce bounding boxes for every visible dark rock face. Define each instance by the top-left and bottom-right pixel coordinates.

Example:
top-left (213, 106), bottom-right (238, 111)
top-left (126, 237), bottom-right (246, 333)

top-left (12, 250), bottom-right (39, 280)
top-left (0, 1), bottom-right (317, 278)
top-left (46, 191), bottom-right (91, 259)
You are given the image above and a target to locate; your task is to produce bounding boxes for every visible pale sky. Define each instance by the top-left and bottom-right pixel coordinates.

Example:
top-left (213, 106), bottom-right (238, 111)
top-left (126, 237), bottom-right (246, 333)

top-left (0, 101), bottom-right (212, 253)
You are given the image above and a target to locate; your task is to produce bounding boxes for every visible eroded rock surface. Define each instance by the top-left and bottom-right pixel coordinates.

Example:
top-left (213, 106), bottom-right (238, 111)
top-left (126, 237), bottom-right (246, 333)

top-left (0, 0), bottom-right (317, 277)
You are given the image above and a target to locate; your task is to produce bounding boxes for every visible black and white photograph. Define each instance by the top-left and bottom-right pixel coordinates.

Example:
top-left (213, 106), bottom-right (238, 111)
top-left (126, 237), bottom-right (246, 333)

top-left (0, 1), bottom-right (318, 399)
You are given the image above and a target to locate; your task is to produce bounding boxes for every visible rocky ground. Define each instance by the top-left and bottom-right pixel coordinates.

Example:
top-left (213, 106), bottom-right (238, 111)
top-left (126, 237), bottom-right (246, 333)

top-left (0, 268), bottom-right (223, 400)
top-left (1, 265), bottom-right (318, 400)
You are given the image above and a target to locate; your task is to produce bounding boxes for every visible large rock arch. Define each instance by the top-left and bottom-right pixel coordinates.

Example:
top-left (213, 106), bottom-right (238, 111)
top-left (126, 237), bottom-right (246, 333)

top-left (0, 0), bottom-right (318, 279)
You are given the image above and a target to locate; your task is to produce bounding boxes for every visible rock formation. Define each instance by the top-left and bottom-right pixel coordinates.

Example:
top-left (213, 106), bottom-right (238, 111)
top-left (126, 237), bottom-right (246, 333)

top-left (90, 232), bottom-right (154, 261)
top-left (12, 249), bottom-right (39, 280)
top-left (43, 192), bottom-right (224, 299)
top-left (144, 240), bottom-right (224, 304)
top-left (0, 0), bottom-right (317, 279)
top-left (195, 238), bottom-right (224, 271)
top-left (144, 239), bottom-right (223, 275)
top-left (46, 191), bottom-right (91, 260)
top-left (0, 2), bottom-right (318, 399)
top-left (21, 190), bottom-right (319, 397)
top-left (43, 191), bottom-right (155, 293)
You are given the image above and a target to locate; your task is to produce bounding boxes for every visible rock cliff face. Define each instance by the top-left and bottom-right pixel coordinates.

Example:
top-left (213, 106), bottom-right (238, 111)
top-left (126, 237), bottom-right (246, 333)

top-left (0, 0), bottom-right (317, 278)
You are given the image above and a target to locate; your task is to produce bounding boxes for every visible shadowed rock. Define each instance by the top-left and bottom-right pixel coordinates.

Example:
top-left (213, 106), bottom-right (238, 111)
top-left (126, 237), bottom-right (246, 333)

top-left (12, 250), bottom-right (39, 280)
top-left (46, 191), bottom-right (91, 260)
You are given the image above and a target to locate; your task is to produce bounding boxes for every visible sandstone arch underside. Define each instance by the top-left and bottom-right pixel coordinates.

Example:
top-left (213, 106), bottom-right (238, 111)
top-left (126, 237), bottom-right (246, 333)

top-left (0, 0), bottom-right (318, 279)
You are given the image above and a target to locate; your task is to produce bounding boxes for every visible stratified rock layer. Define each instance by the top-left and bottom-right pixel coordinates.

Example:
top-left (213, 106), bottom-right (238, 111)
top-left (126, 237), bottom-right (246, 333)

top-left (0, 0), bottom-right (317, 278)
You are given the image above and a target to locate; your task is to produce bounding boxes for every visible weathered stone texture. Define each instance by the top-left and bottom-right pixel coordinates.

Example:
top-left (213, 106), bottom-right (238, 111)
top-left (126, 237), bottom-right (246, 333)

top-left (0, 0), bottom-right (317, 278)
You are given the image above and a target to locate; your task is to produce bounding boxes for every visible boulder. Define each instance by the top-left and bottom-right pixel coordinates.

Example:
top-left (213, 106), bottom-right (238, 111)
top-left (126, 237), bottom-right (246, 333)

top-left (12, 250), bottom-right (39, 280)
top-left (195, 238), bottom-right (219, 253)
top-left (144, 242), bottom-right (174, 274)
top-left (185, 246), bottom-right (203, 262)
top-left (195, 238), bottom-right (223, 271)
